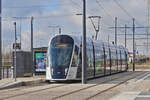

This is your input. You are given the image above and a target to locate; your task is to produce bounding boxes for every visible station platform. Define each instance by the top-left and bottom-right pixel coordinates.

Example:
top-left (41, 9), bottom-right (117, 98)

top-left (1, 71), bottom-right (150, 100)
top-left (0, 75), bottom-right (45, 90)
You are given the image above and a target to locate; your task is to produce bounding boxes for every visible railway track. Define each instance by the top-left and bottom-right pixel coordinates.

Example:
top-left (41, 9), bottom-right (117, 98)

top-left (85, 71), bottom-right (150, 100)
top-left (85, 76), bottom-right (136, 100)
top-left (0, 82), bottom-right (48, 93)
top-left (52, 71), bottom-right (147, 100)
top-left (0, 84), bottom-right (69, 100)
top-left (0, 71), bottom-right (148, 100)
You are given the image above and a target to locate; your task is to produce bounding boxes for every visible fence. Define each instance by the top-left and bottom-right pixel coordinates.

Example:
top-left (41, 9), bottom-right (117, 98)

top-left (2, 67), bottom-right (12, 79)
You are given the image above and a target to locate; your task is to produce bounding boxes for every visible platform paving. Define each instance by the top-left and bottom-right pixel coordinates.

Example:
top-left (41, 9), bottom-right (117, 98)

top-left (109, 72), bottom-right (150, 100)
top-left (1, 71), bottom-right (150, 100)
top-left (0, 75), bottom-right (45, 90)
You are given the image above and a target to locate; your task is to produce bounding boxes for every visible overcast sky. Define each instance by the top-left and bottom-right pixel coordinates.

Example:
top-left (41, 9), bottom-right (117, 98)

top-left (1, 0), bottom-right (149, 55)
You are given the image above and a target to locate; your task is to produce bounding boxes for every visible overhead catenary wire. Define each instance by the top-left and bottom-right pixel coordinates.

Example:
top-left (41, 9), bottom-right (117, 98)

top-left (3, 3), bottom-right (70, 9)
top-left (113, 0), bottom-right (149, 53)
top-left (95, 0), bottom-right (114, 20)
top-left (95, 0), bottom-right (127, 33)
top-left (113, 0), bottom-right (143, 26)
top-left (95, 0), bottom-right (130, 25)
top-left (113, 0), bottom-right (133, 18)
top-left (96, 0), bottom-right (148, 52)
top-left (1, 13), bottom-right (82, 21)
top-left (2, 0), bottom-right (147, 49)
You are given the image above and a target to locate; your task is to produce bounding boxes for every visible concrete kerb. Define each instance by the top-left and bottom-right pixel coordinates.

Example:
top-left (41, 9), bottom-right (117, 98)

top-left (22, 79), bottom-right (46, 86)
top-left (0, 81), bottom-right (23, 90)
top-left (0, 79), bottom-right (46, 90)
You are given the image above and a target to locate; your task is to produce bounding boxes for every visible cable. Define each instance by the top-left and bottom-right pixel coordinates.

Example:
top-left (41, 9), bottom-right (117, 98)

top-left (70, 0), bottom-right (82, 8)
top-left (69, 0), bottom-right (95, 15)
top-left (113, 0), bottom-right (143, 26)
top-left (95, 0), bottom-right (127, 35)
top-left (3, 2), bottom-right (74, 9)
top-left (113, 0), bottom-right (133, 18)
top-left (113, 0), bottom-right (148, 49)
top-left (1, 13), bottom-right (80, 21)
top-left (95, 0), bottom-right (114, 20)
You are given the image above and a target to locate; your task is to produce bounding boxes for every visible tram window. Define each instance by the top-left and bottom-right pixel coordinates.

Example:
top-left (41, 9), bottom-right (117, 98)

top-left (122, 52), bottom-right (125, 65)
top-left (50, 43), bottom-right (73, 67)
top-left (120, 50), bottom-right (123, 66)
top-left (100, 49), bottom-right (105, 67)
top-left (71, 46), bottom-right (79, 67)
top-left (111, 51), bottom-right (116, 66)
top-left (118, 50), bottom-right (121, 65)
top-left (87, 48), bottom-right (93, 67)
top-left (95, 49), bottom-right (101, 67)
top-left (116, 50), bottom-right (118, 64)
top-left (79, 51), bottom-right (82, 66)
top-left (75, 45), bottom-right (79, 55)
top-left (123, 51), bottom-right (127, 65)
top-left (105, 51), bottom-right (110, 67)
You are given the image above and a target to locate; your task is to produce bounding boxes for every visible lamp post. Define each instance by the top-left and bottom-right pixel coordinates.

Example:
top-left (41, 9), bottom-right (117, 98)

top-left (132, 18), bottom-right (135, 72)
top-left (82, 0), bottom-right (87, 84)
top-left (31, 16), bottom-right (34, 76)
top-left (0, 0), bottom-right (2, 80)
top-left (75, 1), bottom-right (87, 84)
top-left (14, 22), bottom-right (17, 81)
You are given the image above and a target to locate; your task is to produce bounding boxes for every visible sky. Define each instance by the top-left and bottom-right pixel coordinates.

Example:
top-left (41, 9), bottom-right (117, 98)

top-left (1, 0), bottom-right (149, 55)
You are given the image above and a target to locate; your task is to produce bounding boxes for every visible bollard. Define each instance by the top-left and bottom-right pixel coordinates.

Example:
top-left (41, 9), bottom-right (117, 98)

top-left (11, 66), bottom-right (14, 78)
top-left (2, 67), bottom-right (4, 79)
top-left (7, 67), bottom-right (9, 78)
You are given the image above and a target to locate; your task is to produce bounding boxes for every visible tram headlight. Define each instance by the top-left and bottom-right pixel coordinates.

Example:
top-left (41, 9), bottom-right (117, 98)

top-left (65, 68), bottom-right (68, 75)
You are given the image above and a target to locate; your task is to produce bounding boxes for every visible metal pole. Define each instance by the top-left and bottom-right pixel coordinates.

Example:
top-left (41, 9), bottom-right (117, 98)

top-left (0, 0), bottom-right (2, 80)
top-left (59, 28), bottom-right (61, 34)
top-left (125, 24), bottom-right (127, 48)
top-left (147, 0), bottom-right (150, 53)
top-left (88, 16), bottom-right (101, 40)
top-left (82, 0), bottom-right (87, 84)
top-left (95, 31), bottom-right (98, 40)
top-left (20, 18), bottom-right (22, 49)
top-left (133, 18), bottom-right (135, 72)
top-left (31, 16), bottom-right (34, 76)
top-left (115, 17), bottom-right (117, 45)
top-left (108, 34), bottom-right (110, 45)
top-left (14, 22), bottom-right (17, 81)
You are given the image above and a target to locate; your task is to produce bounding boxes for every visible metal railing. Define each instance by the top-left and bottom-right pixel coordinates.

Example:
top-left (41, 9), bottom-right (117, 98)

top-left (2, 67), bottom-right (12, 79)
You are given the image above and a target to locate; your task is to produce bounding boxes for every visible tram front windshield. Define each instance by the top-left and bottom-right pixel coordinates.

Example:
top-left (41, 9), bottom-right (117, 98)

top-left (50, 43), bottom-right (73, 68)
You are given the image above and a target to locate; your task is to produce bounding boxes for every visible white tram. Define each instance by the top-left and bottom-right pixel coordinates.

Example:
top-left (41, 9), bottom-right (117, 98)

top-left (46, 35), bottom-right (128, 81)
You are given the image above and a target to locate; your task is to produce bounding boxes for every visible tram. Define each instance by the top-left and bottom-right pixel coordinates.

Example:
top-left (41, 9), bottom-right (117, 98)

top-left (46, 34), bottom-right (128, 81)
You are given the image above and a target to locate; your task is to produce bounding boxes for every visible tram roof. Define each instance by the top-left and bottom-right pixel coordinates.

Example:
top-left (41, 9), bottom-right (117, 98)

top-left (50, 34), bottom-right (128, 52)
